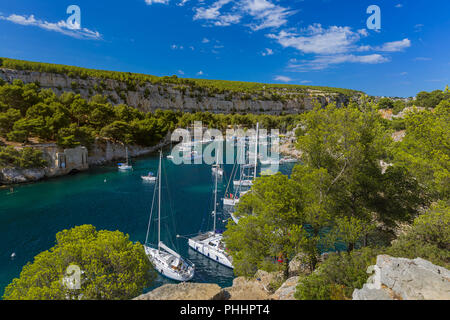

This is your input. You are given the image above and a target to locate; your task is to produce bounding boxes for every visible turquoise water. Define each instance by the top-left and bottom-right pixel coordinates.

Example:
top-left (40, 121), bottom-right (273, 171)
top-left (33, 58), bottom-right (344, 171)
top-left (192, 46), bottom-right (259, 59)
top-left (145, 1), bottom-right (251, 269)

top-left (0, 147), bottom-right (296, 296)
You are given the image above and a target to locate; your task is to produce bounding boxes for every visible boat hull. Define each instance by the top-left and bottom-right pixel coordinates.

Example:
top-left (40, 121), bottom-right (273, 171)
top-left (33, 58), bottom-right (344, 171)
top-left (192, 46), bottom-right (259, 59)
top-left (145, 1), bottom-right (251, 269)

top-left (188, 235), bottom-right (233, 269)
top-left (223, 198), bottom-right (239, 206)
top-left (144, 246), bottom-right (195, 282)
top-left (233, 180), bottom-right (253, 187)
top-left (142, 176), bottom-right (157, 182)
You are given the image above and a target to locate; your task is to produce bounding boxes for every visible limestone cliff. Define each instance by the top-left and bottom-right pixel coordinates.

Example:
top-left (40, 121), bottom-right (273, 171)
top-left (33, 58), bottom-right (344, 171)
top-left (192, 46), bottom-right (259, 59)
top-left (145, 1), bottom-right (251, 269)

top-left (0, 68), bottom-right (358, 115)
top-left (353, 255), bottom-right (450, 300)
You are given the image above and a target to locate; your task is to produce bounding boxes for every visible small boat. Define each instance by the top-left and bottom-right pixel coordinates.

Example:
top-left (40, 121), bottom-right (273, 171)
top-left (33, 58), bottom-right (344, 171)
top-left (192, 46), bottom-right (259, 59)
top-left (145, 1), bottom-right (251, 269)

top-left (280, 157), bottom-right (298, 163)
top-left (230, 212), bottom-right (240, 224)
top-left (233, 179), bottom-right (253, 187)
top-left (141, 172), bottom-right (157, 182)
top-left (189, 154), bottom-right (234, 269)
top-left (184, 150), bottom-right (202, 161)
top-left (118, 147), bottom-right (132, 171)
top-left (11, 252), bottom-right (16, 259)
top-left (212, 149), bottom-right (224, 175)
top-left (212, 164), bottom-right (224, 176)
top-left (232, 123), bottom-right (259, 187)
top-left (259, 158), bottom-right (280, 166)
top-left (223, 196), bottom-right (239, 206)
top-left (144, 151), bottom-right (195, 282)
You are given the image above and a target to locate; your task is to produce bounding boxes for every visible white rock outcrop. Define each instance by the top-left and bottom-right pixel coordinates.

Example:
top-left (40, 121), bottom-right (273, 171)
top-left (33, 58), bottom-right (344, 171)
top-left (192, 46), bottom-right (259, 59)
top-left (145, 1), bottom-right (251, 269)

top-left (353, 255), bottom-right (450, 300)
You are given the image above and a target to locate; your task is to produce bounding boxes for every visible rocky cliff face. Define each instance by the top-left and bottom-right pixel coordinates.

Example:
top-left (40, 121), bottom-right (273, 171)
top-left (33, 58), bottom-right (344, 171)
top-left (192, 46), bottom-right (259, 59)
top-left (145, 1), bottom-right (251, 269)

top-left (0, 68), bottom-right (355, 115)
top-left (0, 134), bottom-right (171, 185)
top-left (353, 255), bottom-right (450, 300)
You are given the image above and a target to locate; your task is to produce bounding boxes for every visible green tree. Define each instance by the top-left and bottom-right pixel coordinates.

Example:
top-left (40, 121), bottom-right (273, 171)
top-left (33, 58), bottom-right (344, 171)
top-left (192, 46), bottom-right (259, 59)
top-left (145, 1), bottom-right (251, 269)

top-left (377, 97), bottom-right (394, 109)
top-left (387, 201), bottom-right (450, 268)
top-left (393, 100), bottom-right (450, 199)
top-left (3, 225), bottom-right (155, 300)
top-left (0, 108), bottom-right (21, 135)
top-left (100, 121), bottom-right (133, 144)
top-left (224, 173), bottom-right (304, 278)
top-left (294, 247), bottom-right (379, 300)
top-left (296, 103), bottom-right (426, 231)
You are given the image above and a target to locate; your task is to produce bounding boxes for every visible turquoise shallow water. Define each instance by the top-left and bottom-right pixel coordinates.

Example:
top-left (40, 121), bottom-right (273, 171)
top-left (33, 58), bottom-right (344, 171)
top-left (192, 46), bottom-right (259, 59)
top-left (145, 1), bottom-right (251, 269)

top-left (0, 147), bottom-right (296, 296)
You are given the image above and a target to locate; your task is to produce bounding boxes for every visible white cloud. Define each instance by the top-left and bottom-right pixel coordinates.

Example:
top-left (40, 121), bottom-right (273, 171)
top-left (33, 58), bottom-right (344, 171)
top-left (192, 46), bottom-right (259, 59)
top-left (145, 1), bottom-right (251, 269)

top-left (177, 0), bottom-right (190, 6)
top-left (194, 0), bottom-right (240, 26)
top-left (178, 69), bottom-right (185, 75)
top-left (171, 44), bottom-right (184, 49)
top-left (413, 57), bottom-right (432, 61)
top-left (145, 0), bottom-right (170, 5)
top-left (274, 75), bottom-right (292, 82)
top-left (261, 48), bottom-right (273, 56)
top-left (197, 70), bottom-right (204, 75)
top-left (268, 24), bottom-right (363, 55)
top-left (395, 4), bottom-right (403, 8)
top-left (241, 0), bottom-right (296, 31)
top-left (289, 54), bottom-right (389, 71)
top-left (0, 13), bottom-right (101, 40)
top-left (267, 23), bottom-right (409, 70)
top-left (193, 0), bottom-right (294, 30)
top-left (376, 38), bottom-right (411, 52)
top-left (202, 38), bottom-right (210, 43)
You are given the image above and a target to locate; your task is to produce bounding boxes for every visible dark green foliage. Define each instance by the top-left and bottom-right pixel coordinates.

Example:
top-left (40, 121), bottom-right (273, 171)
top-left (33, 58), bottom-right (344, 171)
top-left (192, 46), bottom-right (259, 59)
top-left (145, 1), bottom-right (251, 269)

top-left (295, 248), bottom-right (379, 300)
top-left (393, 99), bottom-right (450, 199)
top-left (377, 97), bottom-right (394, 109)
top-left (3, 225), bottom-right (155, 300)
top-left (0, 146), bottom-right (47, 168)
top-left (387, 201), bottom-right (450, 268)
top-left (415, 89), bottom-right (450, 109)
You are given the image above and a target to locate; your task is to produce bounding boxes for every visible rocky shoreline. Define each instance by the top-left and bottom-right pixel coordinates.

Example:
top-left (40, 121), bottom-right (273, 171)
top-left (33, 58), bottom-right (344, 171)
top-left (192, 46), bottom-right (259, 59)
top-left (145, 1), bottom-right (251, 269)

top-left (0, 134), bottom-right (172, 186)
top-left (134, 256), bottom-right (450, 300)
top-left (134, 270), bottom-right (299, 301)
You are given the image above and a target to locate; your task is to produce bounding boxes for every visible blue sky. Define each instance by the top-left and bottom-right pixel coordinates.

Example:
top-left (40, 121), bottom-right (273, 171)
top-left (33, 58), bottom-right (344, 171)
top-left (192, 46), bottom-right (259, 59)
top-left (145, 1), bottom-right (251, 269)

top-left (0, 0), bottom-right (449, 97)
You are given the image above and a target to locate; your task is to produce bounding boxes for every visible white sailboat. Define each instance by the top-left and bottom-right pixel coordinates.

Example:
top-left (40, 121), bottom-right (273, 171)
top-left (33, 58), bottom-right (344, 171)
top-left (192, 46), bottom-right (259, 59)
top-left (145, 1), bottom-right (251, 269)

top-left (233, 122), bottom-right (259, 188)
top-left (223, 146), bottom-right (243, 207)
top-left (212, 164), bottom-right (224, 176)
top-left (188, 154), bottom-right (234, 269)
top-left (141, 171), bottom-right (157, 182)
top-left (118, 146), bottom-right (133, 171)
top-left (144, 151), bottom-right (195, 282)
top-left (280, 157), bottom-right (298, 163)
top-left (212, 148), bottom-right (224, 176)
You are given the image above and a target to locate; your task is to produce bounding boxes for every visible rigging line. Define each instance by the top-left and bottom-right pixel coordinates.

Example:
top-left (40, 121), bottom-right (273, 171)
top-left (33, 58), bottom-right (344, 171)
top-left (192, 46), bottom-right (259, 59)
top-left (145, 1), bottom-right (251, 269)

top-left (224, 144), bottom-right (240, 197)
top-left (198, 184), bottom-right (214, 234)
top-left (145, 164), bottom-right (159, 245)
top-left (161, 155), bottom-right (180, 251)
top-left (224, 142), bottom-right (239, 196)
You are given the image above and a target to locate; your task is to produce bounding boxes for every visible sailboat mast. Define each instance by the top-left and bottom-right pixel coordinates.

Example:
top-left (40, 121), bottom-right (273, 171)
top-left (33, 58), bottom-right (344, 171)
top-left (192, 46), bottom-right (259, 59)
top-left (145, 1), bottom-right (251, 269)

top-left (254, 122), bottom-right (259, 179)
top-left (158, 150), bottom-right (162, 252)
top-left (213, 152), bottom-right (218, 233)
